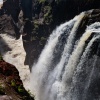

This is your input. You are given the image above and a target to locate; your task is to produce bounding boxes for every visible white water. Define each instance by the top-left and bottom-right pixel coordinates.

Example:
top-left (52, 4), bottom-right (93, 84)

top-left (70, 36), bottom-right (100, 100)
top-left (31, 12), bottom-right (100, 100)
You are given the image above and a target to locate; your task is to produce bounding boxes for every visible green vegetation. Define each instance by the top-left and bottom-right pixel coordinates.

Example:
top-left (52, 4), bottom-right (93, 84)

top-left (0, 84), bottom-right (5, 95)
top-left (10, 79), bottom-right (24, 93)
top-left (38, 0), bottom-right (46, 3)
top-left (41, 37), bottom-right (46, 41)
top-left (32, 24), bottom-right (39, 39)
top-left (18, 85), bottom-right (24, 93)
top-left (11, 80), bottom-right (16, 87)
top-left (44, 6), bottom-right (53, 24)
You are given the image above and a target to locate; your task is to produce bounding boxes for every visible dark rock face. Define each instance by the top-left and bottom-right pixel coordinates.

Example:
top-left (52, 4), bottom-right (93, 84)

top-left (21, 0), bottom-right (33, 20)
top-left (0, 15), bottom-right (13, 33)
top-left (0, 59), bottom-right (34, 100)
top-left (2, 0), bottom-right (20, 23)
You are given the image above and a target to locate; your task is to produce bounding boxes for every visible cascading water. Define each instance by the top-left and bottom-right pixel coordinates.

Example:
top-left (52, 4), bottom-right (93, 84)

top-left (31, 11), bottom-right (100, 100)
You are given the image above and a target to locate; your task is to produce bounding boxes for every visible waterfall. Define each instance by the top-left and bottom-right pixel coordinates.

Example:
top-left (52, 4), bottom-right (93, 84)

top-left (31, 12), bottom-right (100, 100)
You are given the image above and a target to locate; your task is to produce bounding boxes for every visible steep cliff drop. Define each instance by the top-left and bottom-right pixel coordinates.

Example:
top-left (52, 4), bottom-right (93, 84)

top-left (31, 11), bottom-right (100, 100)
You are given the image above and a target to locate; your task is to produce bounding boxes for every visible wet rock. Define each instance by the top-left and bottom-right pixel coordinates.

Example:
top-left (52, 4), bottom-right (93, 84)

top-left (0, 60), bottom-right (34, 100)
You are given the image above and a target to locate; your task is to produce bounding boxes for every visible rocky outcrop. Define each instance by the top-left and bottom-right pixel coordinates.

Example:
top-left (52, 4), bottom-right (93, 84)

top-left (0, 59), bottom-right (34, 100)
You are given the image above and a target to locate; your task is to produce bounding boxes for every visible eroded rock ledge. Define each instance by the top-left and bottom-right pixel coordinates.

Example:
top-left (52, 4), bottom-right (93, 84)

top-left (0, 60), bottom-right (34, 100)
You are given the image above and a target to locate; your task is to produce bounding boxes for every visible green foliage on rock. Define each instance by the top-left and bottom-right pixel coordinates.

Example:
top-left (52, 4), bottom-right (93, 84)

top-left (38, 0), bottom-right (46, 3)
top-left (18, 85), bottom-right (24, 93)
top-left (11, 80), bottom-right (16, 87)
top-left (44, 6), bottom-right (53, 24)
top-left (0, 84), bottom-right (5, 95)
